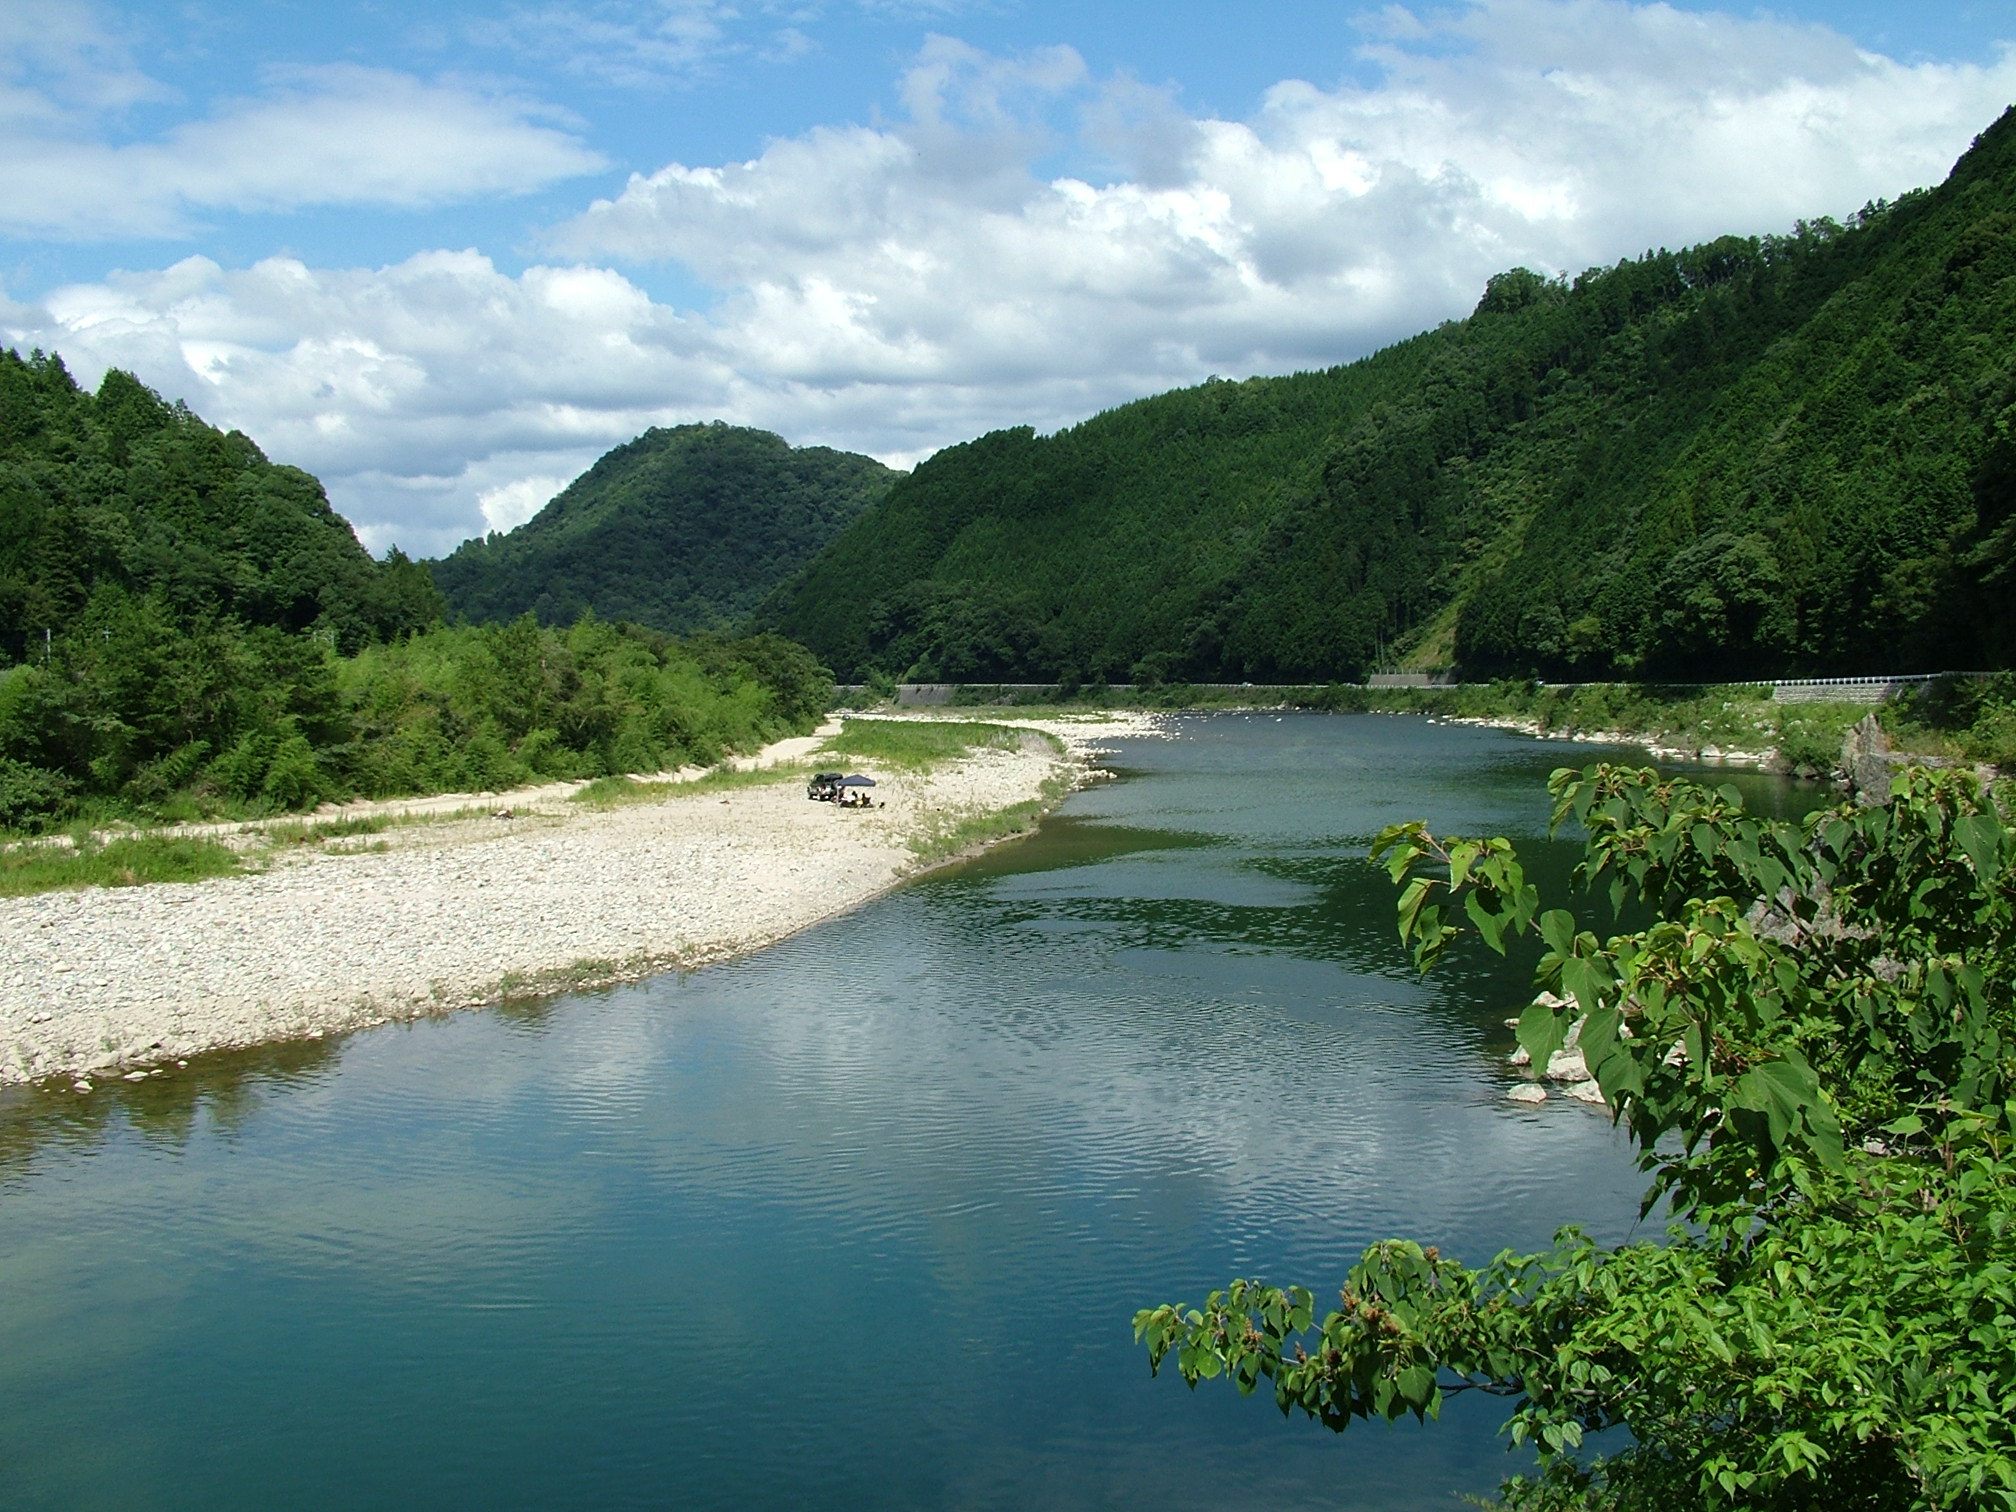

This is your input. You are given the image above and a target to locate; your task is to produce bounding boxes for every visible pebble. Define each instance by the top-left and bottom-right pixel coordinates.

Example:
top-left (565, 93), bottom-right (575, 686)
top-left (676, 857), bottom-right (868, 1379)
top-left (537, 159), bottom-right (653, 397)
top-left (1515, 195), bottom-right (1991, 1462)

top-left (0, 716), bottom-right (1156, 1086)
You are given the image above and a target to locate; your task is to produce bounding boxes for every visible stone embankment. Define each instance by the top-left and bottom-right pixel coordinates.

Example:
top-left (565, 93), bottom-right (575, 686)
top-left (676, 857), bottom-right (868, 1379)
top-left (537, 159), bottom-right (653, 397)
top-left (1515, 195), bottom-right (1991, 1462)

top-left (1, 713), bottom-right (1162, 1089)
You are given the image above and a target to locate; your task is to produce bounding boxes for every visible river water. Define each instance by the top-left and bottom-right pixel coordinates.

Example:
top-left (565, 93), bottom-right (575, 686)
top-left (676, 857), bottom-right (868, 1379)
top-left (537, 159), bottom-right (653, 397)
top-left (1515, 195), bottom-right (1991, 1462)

top-left (0, 714), bottom-right (1820, 1511)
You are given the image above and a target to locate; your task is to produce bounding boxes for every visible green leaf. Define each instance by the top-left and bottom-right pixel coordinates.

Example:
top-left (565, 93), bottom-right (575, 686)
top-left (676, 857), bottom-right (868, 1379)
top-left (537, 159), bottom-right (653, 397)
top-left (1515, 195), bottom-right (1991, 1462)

top-left (1561, 955), bottom-right (1608, 1016)
top-left (1540, 908), bottom-right (1577, 958)
top-left (1518, 999), bottom-right (1572, 1070)
top-left (1955, 812), bottom-right (2005, 884)
top-left (1396, 1363), bottom-right (1435, 1409)
top-left (1731, 1056), bottom-right (1821, 1149)
top-left (1466, 889), bottom-right (1509, 954)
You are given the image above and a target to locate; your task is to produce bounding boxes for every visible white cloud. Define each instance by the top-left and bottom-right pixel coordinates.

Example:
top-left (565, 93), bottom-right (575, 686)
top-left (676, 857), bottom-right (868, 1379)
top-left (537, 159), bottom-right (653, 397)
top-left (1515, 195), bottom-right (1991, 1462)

top-left (555, 0), bottom-right (2016, 384)
top-left (464, 0), bottom-right (997, 86)
top-left (467, 1), bottom-right (737, 88)
top-left (0, 0), bottom-right (163, 123)
top-left (0, 60), bottom-right (605, 239)
top-left (9, 0), bottom-right (2016, 555)
top-left (479, 473), bottom-right (576, 534)
top-left (8, 251), bottom-right (732, 552)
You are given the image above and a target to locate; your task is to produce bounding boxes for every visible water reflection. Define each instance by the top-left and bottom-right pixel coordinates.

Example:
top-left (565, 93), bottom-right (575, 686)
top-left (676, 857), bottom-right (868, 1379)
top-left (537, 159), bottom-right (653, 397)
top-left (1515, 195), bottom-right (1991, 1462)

top-left (0, 715), bottom-right (1820, 1512)
top-left (0, 1035), bottom-right (345, 1188)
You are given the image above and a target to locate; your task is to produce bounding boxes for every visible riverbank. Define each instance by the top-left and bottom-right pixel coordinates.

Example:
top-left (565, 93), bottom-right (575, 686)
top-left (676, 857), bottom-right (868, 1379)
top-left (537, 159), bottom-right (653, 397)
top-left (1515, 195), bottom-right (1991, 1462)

top-left (909, 680), bottom-right (2007, 778)
top-left (0, 712), bottom-right (1163, 1088)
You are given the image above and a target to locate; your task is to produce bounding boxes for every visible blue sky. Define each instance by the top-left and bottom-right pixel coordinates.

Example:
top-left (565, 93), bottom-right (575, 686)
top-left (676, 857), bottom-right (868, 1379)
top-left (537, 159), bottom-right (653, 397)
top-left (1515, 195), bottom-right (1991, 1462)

top-left (6, 0), bottom-right (2016, 553)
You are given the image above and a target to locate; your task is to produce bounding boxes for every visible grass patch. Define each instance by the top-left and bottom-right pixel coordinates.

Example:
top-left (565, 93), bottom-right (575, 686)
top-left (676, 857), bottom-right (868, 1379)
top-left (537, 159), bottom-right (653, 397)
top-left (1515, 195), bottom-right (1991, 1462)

top-left (1889, 671), bottom-right (2016, 767)
top-left (1332, 682), bottom-right (1874, 772)
top-left (818, 718), bottom-right (1028, 768)
top-left (0, 833), bottom-right (243, 897)
top-left (568, 775), bottom-right (652, 806)
top-left (496, 957), bottom-right (622, 1001)
top-left (566, 764), bottom-right (813, 809)
top-left (907, 769), bottom-right (1076, 867)
top-left (262, 815), bottom-right (390, 846)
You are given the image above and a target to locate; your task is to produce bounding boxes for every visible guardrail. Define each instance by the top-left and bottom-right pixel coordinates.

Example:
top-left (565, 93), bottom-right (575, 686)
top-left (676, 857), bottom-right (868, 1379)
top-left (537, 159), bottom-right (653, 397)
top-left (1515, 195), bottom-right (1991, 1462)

top-left (827, 672), bottom-right (1999, 707)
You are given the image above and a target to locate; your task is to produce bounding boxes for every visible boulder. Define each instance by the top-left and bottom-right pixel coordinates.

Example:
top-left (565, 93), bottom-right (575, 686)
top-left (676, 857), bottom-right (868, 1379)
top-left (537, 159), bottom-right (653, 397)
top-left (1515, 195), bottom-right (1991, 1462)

top-left (1840, 713), bottom-right (1895, 807)
top-left (1545, 1047), bottom-right (1592, 1082)
top-left (1506, 1084), bottom-right (1548, 1104)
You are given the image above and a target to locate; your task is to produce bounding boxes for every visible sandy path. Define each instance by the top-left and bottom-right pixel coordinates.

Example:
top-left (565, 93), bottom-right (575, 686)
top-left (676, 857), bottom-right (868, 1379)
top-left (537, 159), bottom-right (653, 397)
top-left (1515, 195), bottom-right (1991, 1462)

top-left (0, 712), bottom-right (1163, 1087)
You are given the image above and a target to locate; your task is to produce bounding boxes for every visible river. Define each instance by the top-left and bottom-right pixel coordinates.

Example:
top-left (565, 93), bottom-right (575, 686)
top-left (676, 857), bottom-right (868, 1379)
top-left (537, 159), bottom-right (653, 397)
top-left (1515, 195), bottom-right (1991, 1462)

top-left (0, 713), bottom-right (1822, 1510)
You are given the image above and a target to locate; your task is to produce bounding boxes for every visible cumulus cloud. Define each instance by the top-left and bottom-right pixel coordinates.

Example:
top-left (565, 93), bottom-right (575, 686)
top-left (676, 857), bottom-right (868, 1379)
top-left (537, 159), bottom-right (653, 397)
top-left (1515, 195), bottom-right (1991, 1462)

top-left (0, 59), bottom-right (605, 239)
top-left (8, 252), bottom-right (729, 552)
top-left (478, 473), bottom-right (577, 533)
top-left (556, 1), bottom-right (2016, 384)
top-left (9, 0), bottom-right (2016, 553)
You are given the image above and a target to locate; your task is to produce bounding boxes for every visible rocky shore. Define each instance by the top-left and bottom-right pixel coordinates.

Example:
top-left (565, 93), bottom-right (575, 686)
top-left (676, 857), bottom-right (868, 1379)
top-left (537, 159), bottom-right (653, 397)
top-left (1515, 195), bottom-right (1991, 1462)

top-left (1, 713), bottom-right (1161, 1089)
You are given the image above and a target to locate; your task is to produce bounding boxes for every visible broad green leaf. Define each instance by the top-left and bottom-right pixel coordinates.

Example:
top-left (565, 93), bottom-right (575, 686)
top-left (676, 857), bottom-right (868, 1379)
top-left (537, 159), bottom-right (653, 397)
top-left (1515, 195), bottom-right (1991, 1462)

top-left (1518, 999), bottom-right (1572, 1070)
top-left (1955, 812), bottom-right (2005, 884)
top-left (1466, 889), bottom-right (1509, 954)
top-left (1540, 908), bottom-right (1577, 958)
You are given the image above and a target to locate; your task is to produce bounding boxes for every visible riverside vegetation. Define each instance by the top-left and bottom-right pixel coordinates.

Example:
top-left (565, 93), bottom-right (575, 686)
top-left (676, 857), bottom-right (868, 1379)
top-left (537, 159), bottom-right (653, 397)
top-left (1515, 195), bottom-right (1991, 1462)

top-left (1138, 761), bottom-right (2016, 1510)
top-left (888, 675), bottom-right (2016, 780)
top-left (764, 108), bottom-right (2016, 689)
top-left (0, 349), bottom-right (832, 835)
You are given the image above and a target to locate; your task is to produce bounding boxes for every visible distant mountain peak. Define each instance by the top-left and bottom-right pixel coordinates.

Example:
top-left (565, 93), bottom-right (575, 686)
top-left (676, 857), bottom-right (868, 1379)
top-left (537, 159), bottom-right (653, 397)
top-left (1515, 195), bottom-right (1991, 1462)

top-left (429, 423), bottom-right (898, 634)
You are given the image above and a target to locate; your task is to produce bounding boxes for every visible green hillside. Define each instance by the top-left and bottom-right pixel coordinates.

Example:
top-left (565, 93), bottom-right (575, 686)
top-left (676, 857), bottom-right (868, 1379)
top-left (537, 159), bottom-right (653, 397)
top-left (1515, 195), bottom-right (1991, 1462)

top-left (764, 108), bottom-right (2016, 684)
top-left (0, 357), bottom-right (830, 832)
top-left (428, 423), bottom-right (898, 632)
top-left (0, 349), bottom-right (439, 660)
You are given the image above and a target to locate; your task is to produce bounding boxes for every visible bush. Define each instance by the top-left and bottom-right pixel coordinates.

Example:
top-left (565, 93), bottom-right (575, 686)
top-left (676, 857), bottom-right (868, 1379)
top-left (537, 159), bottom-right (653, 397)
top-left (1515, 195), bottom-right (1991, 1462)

top-left (0, 756), bottom-right (74, 833)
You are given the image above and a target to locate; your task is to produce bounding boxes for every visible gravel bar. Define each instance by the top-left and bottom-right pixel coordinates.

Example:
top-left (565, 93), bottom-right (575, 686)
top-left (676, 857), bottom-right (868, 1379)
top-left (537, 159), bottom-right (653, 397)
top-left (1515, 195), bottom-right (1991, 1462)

top-left (1, 713), bottom-right (1163, 1086)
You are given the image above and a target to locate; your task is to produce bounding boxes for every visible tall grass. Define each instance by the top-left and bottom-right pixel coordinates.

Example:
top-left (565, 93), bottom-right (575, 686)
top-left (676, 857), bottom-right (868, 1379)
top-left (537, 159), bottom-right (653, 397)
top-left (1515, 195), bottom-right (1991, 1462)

top-left (0, 834), bottom-right (243, 897)
top-left (817, 719), bottom-right (1027, 767)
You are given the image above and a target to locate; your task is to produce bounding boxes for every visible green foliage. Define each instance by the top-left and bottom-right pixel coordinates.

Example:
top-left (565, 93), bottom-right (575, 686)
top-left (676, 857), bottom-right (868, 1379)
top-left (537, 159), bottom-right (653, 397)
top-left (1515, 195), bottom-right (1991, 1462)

top-left (816, 717), bottom-right (1025, 767)
top-left (427, 423), bottom-right (896, 633)
top-left (1137, 762), bottom-right (2016, 1509)
top-left (0, 353), bottom-right (838, 829)
top-left (328, 616), bottom-right (831, 800)
top-left (0, 610), bottom-right (831, 831)
top-left (770, 110), bottom-right (2016, 684)
top-left (1891, 672), bottom-right (2016, 767)
top-left (0, 350), bottom-right (442, 659)
top-left (0, 832), bottom-right (243, 896)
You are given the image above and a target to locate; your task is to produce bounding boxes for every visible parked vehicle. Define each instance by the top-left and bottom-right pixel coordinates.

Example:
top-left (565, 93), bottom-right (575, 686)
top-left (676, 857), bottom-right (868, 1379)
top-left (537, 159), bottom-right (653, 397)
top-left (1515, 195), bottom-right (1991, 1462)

top-left (808, 772), bottom-right (880, 807)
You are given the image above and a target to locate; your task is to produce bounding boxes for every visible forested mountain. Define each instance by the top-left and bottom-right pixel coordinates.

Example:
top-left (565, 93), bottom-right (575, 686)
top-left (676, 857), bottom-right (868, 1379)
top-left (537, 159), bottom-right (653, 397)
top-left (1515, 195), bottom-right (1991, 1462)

top-left (0, 349), bottom-right (440, 661)
top-left (428, 424), bottom-right (898, 632)
top-left (0, 357), bottom-right (831, 831)
top-left (763, 108), bottom-right (2016, 684)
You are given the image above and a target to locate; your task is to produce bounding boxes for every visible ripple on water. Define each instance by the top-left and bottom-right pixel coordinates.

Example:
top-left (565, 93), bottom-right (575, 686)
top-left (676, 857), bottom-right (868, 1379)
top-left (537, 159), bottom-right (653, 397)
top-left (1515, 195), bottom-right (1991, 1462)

top-left (0, 714), bottom-right (1717, 1512)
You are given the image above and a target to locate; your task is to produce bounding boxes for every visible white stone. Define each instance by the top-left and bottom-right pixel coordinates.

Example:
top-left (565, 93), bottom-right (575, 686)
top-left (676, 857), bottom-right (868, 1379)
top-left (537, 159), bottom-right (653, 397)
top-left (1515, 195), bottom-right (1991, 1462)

top-left (1565, 1079), bottom-right (1608, 1105)
top-left (1506, 1083), bottom-right (1548, 1104)
top-left (1545, 1047), bottom-right (1592, 1082)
